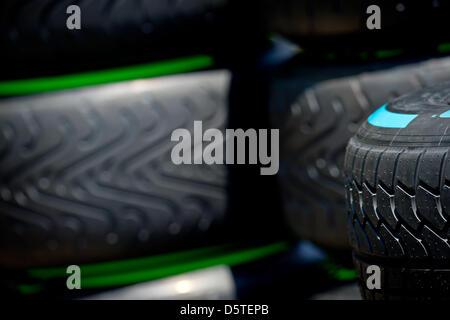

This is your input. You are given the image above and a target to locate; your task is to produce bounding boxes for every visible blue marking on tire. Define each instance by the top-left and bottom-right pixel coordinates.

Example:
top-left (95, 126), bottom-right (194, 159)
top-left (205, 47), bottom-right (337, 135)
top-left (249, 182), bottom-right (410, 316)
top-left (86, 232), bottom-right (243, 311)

top-left (439, 110), bottom-right (450, 118)
top-left (368, 104), bottom-right (418, 128)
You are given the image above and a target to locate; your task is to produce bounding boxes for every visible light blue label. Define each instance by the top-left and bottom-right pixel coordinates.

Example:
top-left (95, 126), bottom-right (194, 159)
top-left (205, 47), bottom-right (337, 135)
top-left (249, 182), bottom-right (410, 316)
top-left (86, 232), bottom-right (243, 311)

top-left (439, 110), bottom-right (450, 118)
top-left (368, 104), bottom-right (418, 128)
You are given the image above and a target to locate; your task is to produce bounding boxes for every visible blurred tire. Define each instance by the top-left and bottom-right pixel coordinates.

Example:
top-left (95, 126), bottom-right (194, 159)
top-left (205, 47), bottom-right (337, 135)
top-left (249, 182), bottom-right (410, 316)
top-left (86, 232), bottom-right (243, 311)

top-left (0, 0), bottom-right (239, 79)
top-left (0, 70), bottom-right (231, 268)
top-left (261, 0), bottom-right (450, 52)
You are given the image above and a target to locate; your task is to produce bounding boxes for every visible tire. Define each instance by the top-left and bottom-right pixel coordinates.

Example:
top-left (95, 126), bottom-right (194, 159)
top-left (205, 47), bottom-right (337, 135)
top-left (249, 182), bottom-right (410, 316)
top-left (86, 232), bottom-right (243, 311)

top-left (270, 56), bottom-right (450, 250)
top-left (0, 0), bottom-right (239, 79)
top-left (0, 70), bottom-right (232, 268)
top-left (345, 82), bottom-right (450, 299)
top-left (261, 0), bottom-right (450, 52)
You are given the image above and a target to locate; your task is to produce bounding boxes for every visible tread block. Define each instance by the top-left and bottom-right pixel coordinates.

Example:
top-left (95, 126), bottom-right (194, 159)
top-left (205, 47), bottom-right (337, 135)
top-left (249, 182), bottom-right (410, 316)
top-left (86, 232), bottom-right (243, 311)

top-left (421, 226), bottom-right (450, 260)
top-left (416, 186), bottom-right (447, 231)
top-left (376, 185), bottom-right (398, 230)
top-left (364, 222), bottom-right (386, 256)
top-left (394, 185), bottom-right (421, 231)
top-left (362, 183), bottom-right (379, 227)
top-left (398, 225), bottom-right (428, 259)
top-left (378, 223), bottom-right (405, 257)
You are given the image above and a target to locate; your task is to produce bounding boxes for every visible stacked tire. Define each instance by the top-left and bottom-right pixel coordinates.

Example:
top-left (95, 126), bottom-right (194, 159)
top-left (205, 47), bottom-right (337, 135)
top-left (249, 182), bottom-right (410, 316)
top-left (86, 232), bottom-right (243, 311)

top-left (345, 82), bottom-right (450, 299)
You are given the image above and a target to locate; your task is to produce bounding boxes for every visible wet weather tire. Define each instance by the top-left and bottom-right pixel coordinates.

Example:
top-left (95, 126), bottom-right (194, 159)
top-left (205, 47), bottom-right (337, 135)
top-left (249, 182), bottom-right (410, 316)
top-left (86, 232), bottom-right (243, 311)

top-left (272, 57), bottom-right (450, 250)
top-left (344, 82), bottom-right (450, 299)
top-left (0, 71), bottom-right (230, 268)
top-left (0, 0), bottom-right (231, 79)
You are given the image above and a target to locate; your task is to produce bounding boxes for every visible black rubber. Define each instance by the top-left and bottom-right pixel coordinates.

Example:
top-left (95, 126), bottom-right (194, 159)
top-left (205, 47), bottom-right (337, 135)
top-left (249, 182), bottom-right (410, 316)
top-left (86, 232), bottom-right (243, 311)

top-left (261, 0), bottom-right (450, 52)
top-left (0, 0), bottom-right (243, 79)
top-left (0, 70), bottom-right (232, 268)
top-left (345, 82), bottom-right (450, 299)
top-left (270, 56), bottom-right (450, 250)
top-left (6, 0), bottom-right (450, 80)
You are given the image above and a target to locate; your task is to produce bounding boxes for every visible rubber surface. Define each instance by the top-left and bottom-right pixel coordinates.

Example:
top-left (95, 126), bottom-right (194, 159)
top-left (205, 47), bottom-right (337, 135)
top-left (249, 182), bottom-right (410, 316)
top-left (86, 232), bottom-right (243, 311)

top-left (270, 56), bottom-right (450, 250)
top-left (0, 70), bottom-right (230, 268)
top-left (345, 82), bottom-right (450, 299)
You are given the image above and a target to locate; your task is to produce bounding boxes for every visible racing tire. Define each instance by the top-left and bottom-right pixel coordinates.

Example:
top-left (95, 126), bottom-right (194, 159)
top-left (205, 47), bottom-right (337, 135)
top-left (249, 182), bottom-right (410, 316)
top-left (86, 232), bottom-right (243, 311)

top-left (0, 0), bottom-right (253, 79)
top-left (345, 82), bottom-right (450, 299)
top-left (0, 70), bottom-right (232, 268)
top-left (271, 56), bottom-right (450, 250)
